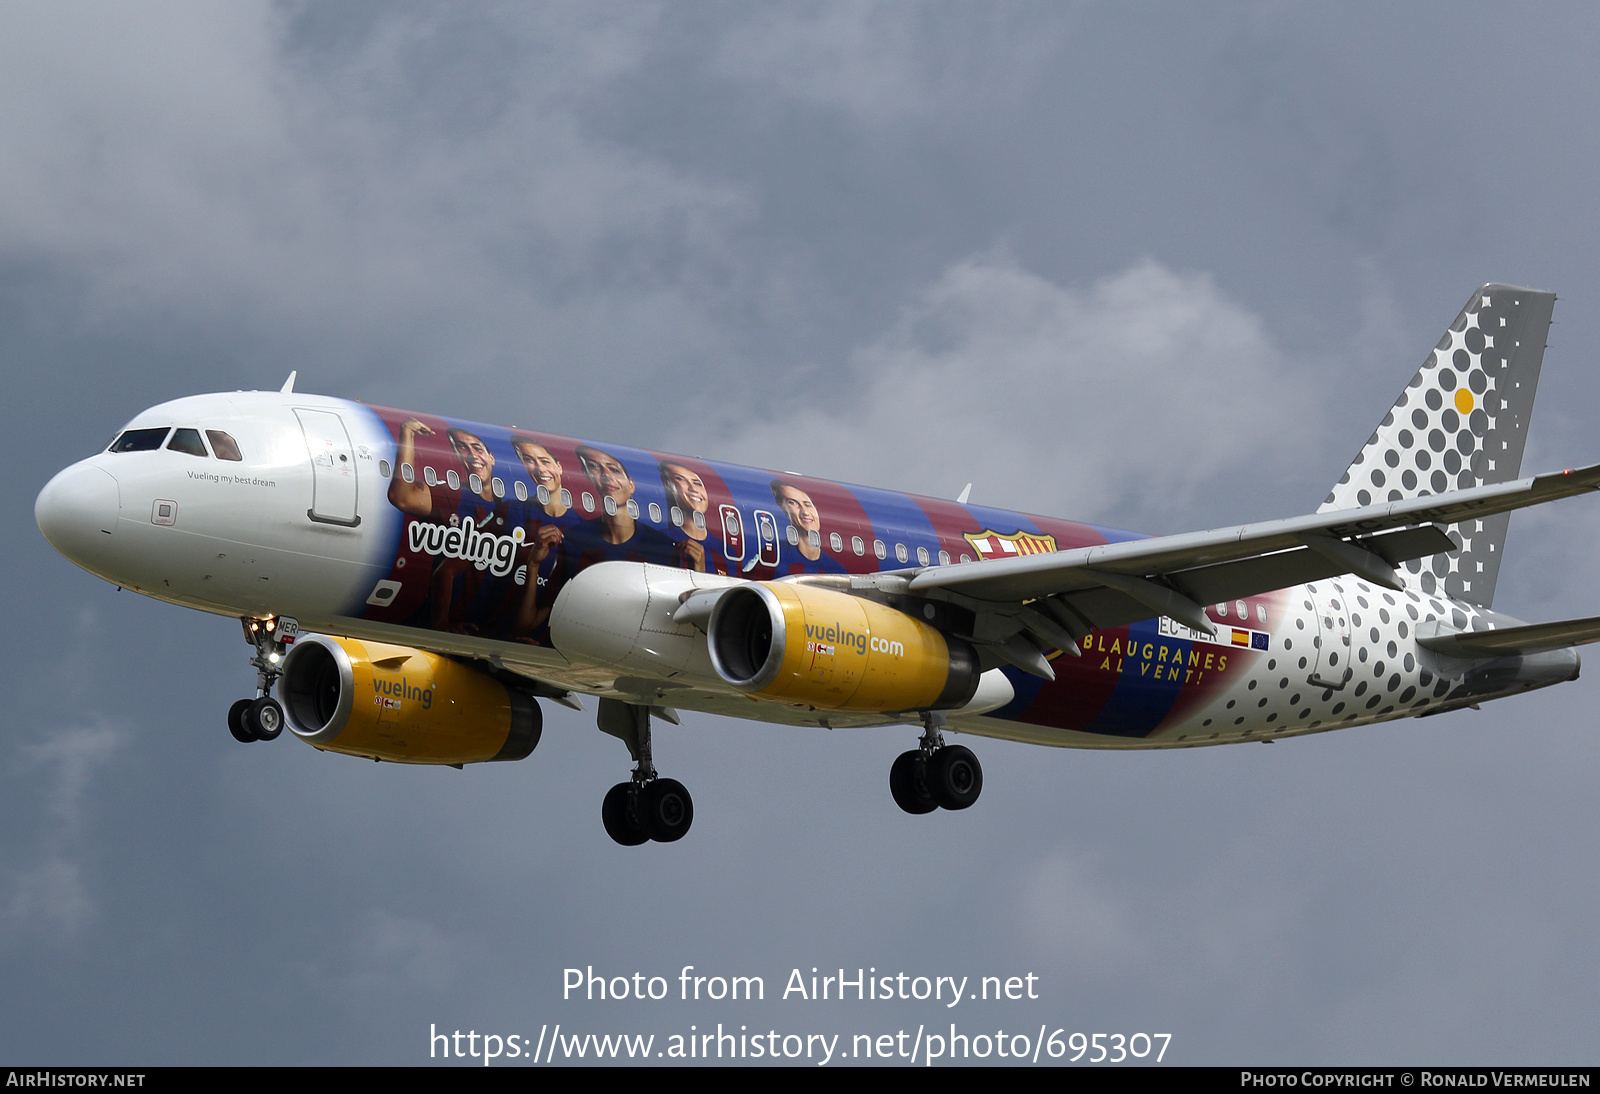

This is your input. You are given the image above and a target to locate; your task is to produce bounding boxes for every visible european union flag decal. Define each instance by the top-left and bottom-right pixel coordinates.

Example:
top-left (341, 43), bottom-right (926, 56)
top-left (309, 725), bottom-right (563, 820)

top-left (1251, 632), bottom-right (1269, 651)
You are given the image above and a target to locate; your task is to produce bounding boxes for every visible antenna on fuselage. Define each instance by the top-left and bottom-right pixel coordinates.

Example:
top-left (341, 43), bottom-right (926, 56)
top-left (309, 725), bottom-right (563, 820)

top-left (956, 483), bottom-right (972, 505)
top-left (280, 371), bottom-right (297, 394)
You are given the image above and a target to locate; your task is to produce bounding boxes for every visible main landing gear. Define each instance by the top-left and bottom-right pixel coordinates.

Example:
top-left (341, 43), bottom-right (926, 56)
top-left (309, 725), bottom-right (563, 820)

top-left (889, 712), bottom-right (983, 814)
top-left (227, 616), bottom-right (290, 744)
top-left (596, 698), bottom-right (694, 846)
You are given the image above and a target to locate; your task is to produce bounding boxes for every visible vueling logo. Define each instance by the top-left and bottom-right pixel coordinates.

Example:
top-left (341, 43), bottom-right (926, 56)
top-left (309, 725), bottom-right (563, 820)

top-left (373, 676), bottom-right (434, 710)
top-left (803, 623), bottom-right (904, 657)
top-left (406, 516), bottom-right (524, 577)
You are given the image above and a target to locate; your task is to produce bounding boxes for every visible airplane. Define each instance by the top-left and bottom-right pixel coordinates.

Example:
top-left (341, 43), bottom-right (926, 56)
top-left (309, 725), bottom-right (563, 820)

top-left (34, 283), bottom-right (1600, 846)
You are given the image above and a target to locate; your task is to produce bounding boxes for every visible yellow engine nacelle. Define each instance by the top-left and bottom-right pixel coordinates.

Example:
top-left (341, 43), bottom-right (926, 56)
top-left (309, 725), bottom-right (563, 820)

top-left (277, 635), bottom-right (541, 765)
top-left (707, 582), bottom-right (980, 713)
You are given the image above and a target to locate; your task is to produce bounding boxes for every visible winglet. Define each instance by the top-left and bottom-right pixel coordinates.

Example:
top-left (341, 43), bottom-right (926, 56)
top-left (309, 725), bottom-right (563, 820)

top-left (956, 483), bottom-right (972, 505)
top-left (280, 371), bottom-right (297, 394)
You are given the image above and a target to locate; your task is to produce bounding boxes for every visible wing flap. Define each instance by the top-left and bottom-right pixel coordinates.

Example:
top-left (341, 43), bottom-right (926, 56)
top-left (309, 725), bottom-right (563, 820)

top-left (1040, 525), bottom-right (1457, 633)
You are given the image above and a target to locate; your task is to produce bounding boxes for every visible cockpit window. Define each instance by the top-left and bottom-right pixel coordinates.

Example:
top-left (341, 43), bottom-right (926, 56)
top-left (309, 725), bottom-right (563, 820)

top-left (167, 429), bottom-right (209, 457)
top-left (109, 428), bottom-right (171, 453)
top-left (206, 430), bottom-right (243, 462)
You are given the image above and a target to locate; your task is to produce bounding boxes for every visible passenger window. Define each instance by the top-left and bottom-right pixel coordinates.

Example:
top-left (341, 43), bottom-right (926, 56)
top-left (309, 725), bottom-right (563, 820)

top-left (604, 496), bottom-right (617, 516)
top-left (1235, 600), bottom-right (1247, 619)
top-left (536, 485), bottom-right (550, 505)
top-left (468, 473), bottom-right (482, 495)
top-left (786, 526), bottom-right (799, 546)
top-left (582, 492), bottom-right (595, 513)
top-left (167, 428), bottom-right (208, 457)
top-left (852, 536), bottom-right (865, 556)
top-left (109, 427), bottom-right (170, 453)
top-left (649, 502), bottom-right (663, 524)
top-left (514, 481), bottom-right (528, 502)
top-left (423, 467), bottom-right (438, 487)
top-left (873, 540), bottom-right (887, 559)
top-left (447, 470), bottom-right (461, 490)
top-left (1257, 605), bottom-right (1268, 624)
top-left (670, 506), bottom-right (684, 527)
top-left (938, 551), bottom-right (951, 566)
top-left (693, 510), bottom-right (706, 531)
top-left (401, 463), bottom-right (415, 483)
top-left (491, 476), bottom-right (505, 499)
top-left (830, 532), bottom-right (843, 552)
top-left (205, 430), bottom-right (243, 461)
top-left (379, 460), bottom-right (392, 479)
top-left (917, 547), bottom-right (930, 566)
top-left (560, 489), bottom-right (572, 509)
top-left (625, 499), bottom-right (639, 519)
top-left (960, 554), bottom-right (972, 564)
top-left (896, 544), bottom-right (909, 563)
top-left (809, 530), bottom-right (821, 549)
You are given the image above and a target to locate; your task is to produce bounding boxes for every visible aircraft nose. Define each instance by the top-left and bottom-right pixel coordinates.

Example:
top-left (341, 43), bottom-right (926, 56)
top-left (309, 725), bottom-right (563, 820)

top-left (36, 462), bottom-right (120, 568)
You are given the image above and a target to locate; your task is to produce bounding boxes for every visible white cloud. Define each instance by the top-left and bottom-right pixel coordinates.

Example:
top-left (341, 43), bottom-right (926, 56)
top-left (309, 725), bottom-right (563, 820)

top-left (0, 724), bottom-right (125, 945)
top-left (696, 255), bottom-right (1316, 531)
top-left (0, 858), bottom-right (94, 943)
top-left (18, 725), bottom-right (125, 835)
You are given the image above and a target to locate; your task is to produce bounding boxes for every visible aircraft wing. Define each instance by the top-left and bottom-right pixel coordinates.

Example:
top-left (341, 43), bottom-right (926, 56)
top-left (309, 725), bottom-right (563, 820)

top-left (898, 463), bottom-right (1600, 675)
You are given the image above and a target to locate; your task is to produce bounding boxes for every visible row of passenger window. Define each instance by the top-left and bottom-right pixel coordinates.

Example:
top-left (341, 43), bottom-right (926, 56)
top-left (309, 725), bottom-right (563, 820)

top-left (823, 532), bottom-right (966, 566)
top-left (390, 460), bottom-right (976, 568)
top-left (109, 427), bottom-right (243, 461)
top-left (1215, 600), bottom-right (1269, 624)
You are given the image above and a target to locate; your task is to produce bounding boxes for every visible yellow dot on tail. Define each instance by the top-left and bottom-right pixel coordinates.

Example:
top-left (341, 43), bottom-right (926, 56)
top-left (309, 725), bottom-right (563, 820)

top-left (1455, 388), bottom-right (1474, 414)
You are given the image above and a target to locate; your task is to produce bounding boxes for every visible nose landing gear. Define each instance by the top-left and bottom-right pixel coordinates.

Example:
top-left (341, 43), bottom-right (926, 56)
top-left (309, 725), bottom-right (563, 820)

top-left (889, 712), bottom-right (983, 814)
top-left (227, 616), bottom-right (292, 744)
top-left (228, 695), bottom-right (283, 743)
top-left (597, 698), bottom-right (695, 846)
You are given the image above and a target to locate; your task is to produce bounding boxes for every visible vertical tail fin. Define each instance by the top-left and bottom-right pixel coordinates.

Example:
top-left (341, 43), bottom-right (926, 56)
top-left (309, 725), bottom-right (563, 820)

top-left (1320, 283), bottom-right (1555, 608)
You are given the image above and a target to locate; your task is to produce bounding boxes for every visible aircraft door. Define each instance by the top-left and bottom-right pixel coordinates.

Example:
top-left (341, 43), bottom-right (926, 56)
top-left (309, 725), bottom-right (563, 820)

top-left (295, 409), bottom-right (361, 527)
top-left (1307, 583), bottom-right (1351, 690)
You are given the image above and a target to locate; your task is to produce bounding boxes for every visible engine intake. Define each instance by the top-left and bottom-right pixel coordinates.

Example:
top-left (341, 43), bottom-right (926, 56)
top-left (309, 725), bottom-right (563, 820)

top-left (278, 634), bottom-right (541, 765)
top-left (707, 582), bottom-right (980, 713)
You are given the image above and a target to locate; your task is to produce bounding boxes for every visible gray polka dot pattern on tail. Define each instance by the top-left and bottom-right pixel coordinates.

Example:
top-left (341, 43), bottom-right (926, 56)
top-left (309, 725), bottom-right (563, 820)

top-left (1319, 284), bottom-right (1555, 608)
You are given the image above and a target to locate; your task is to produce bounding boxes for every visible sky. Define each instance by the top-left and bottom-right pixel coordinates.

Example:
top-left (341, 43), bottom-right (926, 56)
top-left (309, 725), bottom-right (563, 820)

top-left (6, 1), bottom-right (1600, 1066)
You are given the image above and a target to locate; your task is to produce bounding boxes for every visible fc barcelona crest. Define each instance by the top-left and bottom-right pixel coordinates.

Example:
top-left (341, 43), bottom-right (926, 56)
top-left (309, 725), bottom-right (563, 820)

top-left (963, 528), bottom-right (1058, 558)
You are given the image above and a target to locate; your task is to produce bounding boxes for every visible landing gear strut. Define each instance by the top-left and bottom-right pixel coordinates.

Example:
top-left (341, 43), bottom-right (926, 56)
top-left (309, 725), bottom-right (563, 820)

top-left (597, 698), bottom-right (694, 846)
top-left (228, 616), bottom-right (291, 743)
top-left (889, 712), bottom-right (983, 814)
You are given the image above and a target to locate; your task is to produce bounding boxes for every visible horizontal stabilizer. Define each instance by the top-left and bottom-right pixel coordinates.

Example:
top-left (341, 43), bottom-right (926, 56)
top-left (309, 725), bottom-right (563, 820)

top-left (1417, 616), bottom-right (1600, 658)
